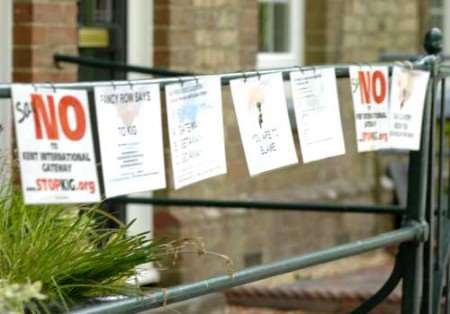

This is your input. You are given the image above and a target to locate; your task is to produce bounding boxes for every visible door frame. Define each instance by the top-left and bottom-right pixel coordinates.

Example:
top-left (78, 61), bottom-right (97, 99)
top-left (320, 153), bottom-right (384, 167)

top-left (125, 0), bottom-right (158, 284)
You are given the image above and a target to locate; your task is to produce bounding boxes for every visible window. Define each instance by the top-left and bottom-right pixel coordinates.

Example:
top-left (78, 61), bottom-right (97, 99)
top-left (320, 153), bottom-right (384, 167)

top-left (257, 0), bottom-right (304, 69)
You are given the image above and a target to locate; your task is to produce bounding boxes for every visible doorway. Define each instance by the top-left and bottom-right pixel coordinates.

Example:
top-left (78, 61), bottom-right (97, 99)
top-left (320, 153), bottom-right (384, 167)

top-left (77, 0), bottom-right (127, 81)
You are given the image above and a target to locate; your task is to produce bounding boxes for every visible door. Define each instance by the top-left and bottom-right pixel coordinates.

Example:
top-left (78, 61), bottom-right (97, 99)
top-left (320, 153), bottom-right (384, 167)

top-left (77, 0), bottom-right (127, 81)
top-left (77, 0), bottom-right (127, 224)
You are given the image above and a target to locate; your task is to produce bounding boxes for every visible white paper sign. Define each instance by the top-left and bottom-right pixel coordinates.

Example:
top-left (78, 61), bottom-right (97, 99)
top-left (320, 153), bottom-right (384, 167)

top-left (12, 85), bottom-right (100, 204)
top-left (389, 66), bottom-right (430, 150)
top-left (350, 66), bottom-right (390, 152)
top-left (290, 68), bottom-right (346, 163)
top-left (230, 73), bottom-right (298, 175)
top-left (165, 77), bottom-right (227, 189)
top-left (94, 84), bottom-right (166, 198)
top-left (0, 100), bottom-right (11, 188)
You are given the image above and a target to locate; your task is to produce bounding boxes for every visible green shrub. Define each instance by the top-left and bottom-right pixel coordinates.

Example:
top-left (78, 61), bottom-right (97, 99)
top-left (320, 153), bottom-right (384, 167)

top-left (0, 190), bottom-right (166, 312)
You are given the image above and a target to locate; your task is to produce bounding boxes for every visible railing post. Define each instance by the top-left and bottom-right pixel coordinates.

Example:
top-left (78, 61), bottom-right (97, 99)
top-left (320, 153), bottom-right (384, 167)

top-left (401, 28), bottom-right (442, 314)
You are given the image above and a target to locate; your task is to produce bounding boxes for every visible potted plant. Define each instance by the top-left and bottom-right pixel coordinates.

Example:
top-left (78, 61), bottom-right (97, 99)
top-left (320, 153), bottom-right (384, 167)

top-left (0, 188), bottom-right (170, 313)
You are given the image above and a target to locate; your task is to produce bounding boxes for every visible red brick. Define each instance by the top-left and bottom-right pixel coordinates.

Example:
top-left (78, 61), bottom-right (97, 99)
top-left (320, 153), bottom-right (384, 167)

top-left (30, 71), bottom-right (56, 83)
top-left (14, 25), bottom-right (48, 45)
top-left (33, 3), bottom-right (77, 25)
top-left (154, 28), bottom-right (169, 47)
top-left (13, 25), bottom-right (32, 45)
top-left (47, 26), bottom-right (77, 46)
top-left (32, 48), bottom-right (54, 68)
top-left (14, 3), bottom-right (33, 23)
top-left (154, 5), bottom-right (170, 26)
top-left (13, 48), bottom-right (32, 68)
top-left (13, 71), bottom-right (32, 83)
top-left (54, 71), bottom-right (77, 83)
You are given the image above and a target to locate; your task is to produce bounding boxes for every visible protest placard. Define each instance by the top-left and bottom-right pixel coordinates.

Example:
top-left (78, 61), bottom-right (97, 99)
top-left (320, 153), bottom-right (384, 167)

top-left (389, 66), bottom-right (430, 150)
top-left (290, 68), bottom-right (346, 162)
top-left (12, 85), bottom-right (100, 204)
top-left (94, 84), bottom-right (166, 198)
top-left (230, 73), bottom-right (298, 175)
top-left (165, 77), bottom-right (227, 189)
top-left (349, 66), bottom-right (389, 151)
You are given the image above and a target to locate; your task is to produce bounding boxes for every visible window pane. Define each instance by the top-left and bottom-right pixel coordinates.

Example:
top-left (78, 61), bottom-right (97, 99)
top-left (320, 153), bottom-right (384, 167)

top-left (273, 3), bottom-right (290, 52)
top-left (94, 0), bottom-right (113, 24)
top-left (259, 3), bottom-right (271, 52)
top-left (258, 1), bottom-right (290, 53)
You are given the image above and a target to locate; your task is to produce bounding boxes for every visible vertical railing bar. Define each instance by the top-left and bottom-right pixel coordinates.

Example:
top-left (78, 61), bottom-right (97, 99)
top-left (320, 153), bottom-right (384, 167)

top-left (422, 59), bottom-right (439, 314)
top-left (446, 261), bottom-right (450, 314)
top-left (401, 60), bottom-right (434, 313)
top-left (437, 78), bottom-right (446, 271)
top-left (446, 262), bottom-right (450, 314)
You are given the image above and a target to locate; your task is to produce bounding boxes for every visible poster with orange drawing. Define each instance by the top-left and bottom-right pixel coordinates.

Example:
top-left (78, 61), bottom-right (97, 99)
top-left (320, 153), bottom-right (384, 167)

top-left (12, 85), bottom-right (100, 204)
top-left (94, 84), bottom-right (166, 197)
top-left (349, 66), bottom-right (389, 152)
top-left (230, 73), bottom-right (298, 176)
top-left (389, 66), bottom-right (430, 150)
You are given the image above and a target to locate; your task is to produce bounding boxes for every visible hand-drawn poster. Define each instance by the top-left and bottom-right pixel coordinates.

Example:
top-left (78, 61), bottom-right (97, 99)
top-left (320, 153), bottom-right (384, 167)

top-left (0, 100), bottom-right (11, 189)
top-left (290, 68), bottom-right (346, 163)
top-left (389, 66), bottom-right (430, 150)
top-left (349, 66), bottom-right (389, 152)
top-left (165, 77), bottom-right (227, 189)
top-left (230, 73), bottom-right (298, 175)
top-left (12, 85), bottom-right (100, 204)
top-left (94, 84), bottom-right (166, 198)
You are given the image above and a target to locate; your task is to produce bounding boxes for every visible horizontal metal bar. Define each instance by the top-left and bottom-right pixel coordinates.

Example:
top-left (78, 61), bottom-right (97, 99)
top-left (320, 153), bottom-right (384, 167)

top-left (108, 197), bottom-right (405, 215)
top-left (0, 63), bottom-right (428, 99)
top-left (439, 66), bottom-right (450, 77)
top-left (379, 52), bottom-right (450, 62)
top-left (70, 223), bottom-right (425, 314)
top-left (54, 54), bottom-right (196, 77)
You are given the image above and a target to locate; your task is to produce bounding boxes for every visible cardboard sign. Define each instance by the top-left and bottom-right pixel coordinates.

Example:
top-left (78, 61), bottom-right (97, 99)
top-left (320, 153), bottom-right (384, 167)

top-left (290, 68), bottom-right (346, 163)
top-left (389, 66), bottom-right (430, 150)
top-left (230, 73), bottom-right (298, 175)
top-left (165, 77), bottom-right (227, 189)
top-left (12, 85), bottom-right (100, 204)
top-left (94, 84), bottom-right (166, 198)
top-left (0, 100), bottom-right (11, 189)
top-left (349, 66), bottom-right (389, 152)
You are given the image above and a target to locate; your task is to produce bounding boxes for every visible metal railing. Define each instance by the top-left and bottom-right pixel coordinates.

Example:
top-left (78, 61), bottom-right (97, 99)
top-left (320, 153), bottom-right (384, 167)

top-left (1, 28), bottom-right (449, 313)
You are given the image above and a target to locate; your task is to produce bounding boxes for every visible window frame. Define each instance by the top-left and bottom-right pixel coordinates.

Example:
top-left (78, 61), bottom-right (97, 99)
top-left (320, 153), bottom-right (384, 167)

top-left (444, 0), bottom-right (450, 54)
top-left (257, 0), bottom-right (304, 69)
top-left (0, 0), bottom-right (12, 83)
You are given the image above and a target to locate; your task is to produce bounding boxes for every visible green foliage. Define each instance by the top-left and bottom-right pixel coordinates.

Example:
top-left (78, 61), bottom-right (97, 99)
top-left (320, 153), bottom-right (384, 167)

top-left (0, 190), bottom-right (166, 312)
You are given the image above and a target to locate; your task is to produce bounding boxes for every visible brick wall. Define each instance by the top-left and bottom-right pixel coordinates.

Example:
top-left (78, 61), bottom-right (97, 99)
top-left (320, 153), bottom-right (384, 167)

top-left (154, 0), bottom-right (257, 73)
top-left (305, 0), bottom-right (422, 65)
top-left (13, 0), bottom-right (78, 82)
top-left (153, 0), bottom-right (399, 285)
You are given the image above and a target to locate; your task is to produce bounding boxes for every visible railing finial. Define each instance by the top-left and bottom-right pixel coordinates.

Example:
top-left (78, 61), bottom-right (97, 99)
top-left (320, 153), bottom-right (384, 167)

top-left (424, 27), bottom-right (443, 55)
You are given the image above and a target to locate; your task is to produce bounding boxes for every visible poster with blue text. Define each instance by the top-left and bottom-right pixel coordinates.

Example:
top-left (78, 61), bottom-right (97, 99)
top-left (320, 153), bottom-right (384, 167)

top-left (165, 77), bottom-right (227, 189)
